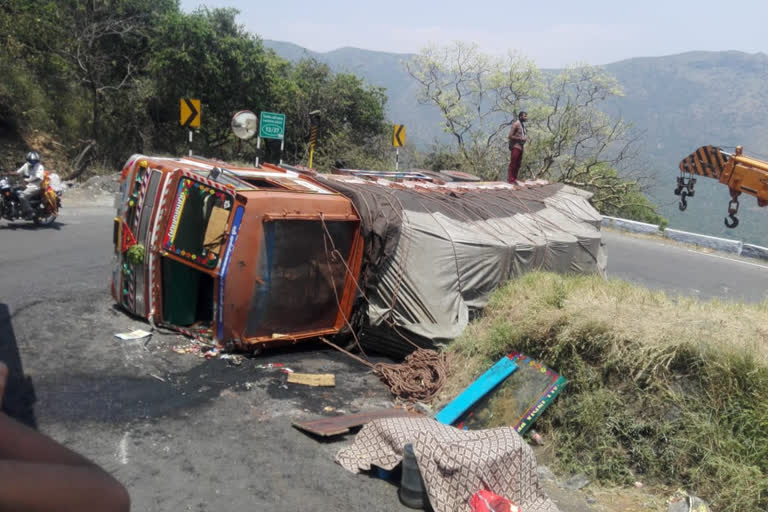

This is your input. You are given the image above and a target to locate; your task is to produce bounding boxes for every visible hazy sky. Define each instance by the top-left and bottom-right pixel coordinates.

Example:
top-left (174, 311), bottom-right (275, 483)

top-left (179, 0), bottom-right (766, 68)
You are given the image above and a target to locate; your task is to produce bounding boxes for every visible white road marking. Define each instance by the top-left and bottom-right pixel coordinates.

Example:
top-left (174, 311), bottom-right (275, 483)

top-left (684, 248), bottom-right (768, 270)
top-left (117, 432), bottom-right (130, 465)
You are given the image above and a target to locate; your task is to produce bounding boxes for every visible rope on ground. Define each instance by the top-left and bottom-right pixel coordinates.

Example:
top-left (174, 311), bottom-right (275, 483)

top-left (373, 348), bottom-right (450, 403)
top-left (319, 337), bottom-right (449, 403)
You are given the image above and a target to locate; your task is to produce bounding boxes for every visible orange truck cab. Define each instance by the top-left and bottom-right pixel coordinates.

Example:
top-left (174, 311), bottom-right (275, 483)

top-left (111, 155), bottom-right (363, 350)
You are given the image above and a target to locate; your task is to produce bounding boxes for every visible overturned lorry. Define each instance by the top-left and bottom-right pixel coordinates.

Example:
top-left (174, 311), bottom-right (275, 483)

top-left (112, 155), bottom-right (605, 355)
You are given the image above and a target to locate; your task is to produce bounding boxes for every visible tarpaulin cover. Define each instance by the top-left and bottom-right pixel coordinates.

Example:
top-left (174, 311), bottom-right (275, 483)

top-left (316, 177), bottom-right (606, 355)
top-left (336, 416), bottom-right (559, 512)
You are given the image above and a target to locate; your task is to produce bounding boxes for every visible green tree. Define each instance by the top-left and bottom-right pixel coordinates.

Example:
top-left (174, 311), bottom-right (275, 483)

top-left (274, 58), bottom-right (388, 169)
top-left (147, 7), bottom-right (276, 158)
top-left (0, 0), bottom-right (177, 171)
top-left (0, 1), bottom-right (84, 137)
top-left (406, 41), bottom-right (665, 223)
top-left (0, 2), bottom-right (389, 174)
top-left (406, 42), bottom-right (539, 178)
top-left (418, 142), bottom-right (465, 172)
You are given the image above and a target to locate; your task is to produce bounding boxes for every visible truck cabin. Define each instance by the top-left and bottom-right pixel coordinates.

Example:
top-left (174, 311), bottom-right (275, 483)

top-left (112, 156), bottom-right (363, 349)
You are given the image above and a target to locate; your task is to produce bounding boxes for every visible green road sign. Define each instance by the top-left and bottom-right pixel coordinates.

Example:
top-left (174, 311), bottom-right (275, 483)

top-left (259, 111), bottom-right (286, 140)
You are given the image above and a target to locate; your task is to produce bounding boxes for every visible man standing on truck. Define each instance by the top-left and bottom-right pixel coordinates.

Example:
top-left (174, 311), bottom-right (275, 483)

top-left (507, 112), bottom-right (528, 184)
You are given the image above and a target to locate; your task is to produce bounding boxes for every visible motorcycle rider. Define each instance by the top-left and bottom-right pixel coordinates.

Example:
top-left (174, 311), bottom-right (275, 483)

top-left (15, 151), bottom-right (45, 217)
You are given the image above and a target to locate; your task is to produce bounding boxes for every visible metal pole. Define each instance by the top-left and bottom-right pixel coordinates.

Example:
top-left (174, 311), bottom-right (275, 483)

top-left (396, 147), bottom-right (399, 171)
top-left (255, 136), bottom-right (261, 167)
top-left (308, 126), bottom-right (317, 169)
top-left (279, 137), bottom-right (284, 166)
top-left (188, 130), bottom-right (193, 157)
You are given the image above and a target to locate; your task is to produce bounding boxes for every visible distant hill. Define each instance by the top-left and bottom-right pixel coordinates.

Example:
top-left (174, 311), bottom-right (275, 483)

top-left (264, 40), bottom-right (768, 244)
top-left (264, 41), bottom-right (444, 148)
top-left (601, 51), bottom-right (768, 244)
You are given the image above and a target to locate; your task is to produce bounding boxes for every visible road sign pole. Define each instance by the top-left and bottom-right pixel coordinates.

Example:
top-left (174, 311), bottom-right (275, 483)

top-left (255, 136), bottom-right (261, 167)
top-left (392, 124), bottom-right (405, 171)
top-left (308, 125), bottom-right (318, 169)
top-left (279, 138), bottom-right (284, 166)
top-left (188, 130), bottom-right (193, 157)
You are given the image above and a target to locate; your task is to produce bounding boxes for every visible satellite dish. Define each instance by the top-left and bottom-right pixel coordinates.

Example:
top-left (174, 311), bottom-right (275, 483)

top-left (231, 110), bottom-right (258, 140)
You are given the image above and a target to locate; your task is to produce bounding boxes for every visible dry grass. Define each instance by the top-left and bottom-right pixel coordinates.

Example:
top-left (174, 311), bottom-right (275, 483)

top-left (443, 272), bottom-right (768, 512)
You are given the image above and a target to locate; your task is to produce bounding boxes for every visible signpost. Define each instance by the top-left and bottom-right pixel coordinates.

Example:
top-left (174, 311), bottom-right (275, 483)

top-left (308, 110), bottom-right (321, 169)
top-left (393, 124), bottom-right (406, 171)
top-left (180, 98), bottom-right (201, 156)
top-left (256, 111), bottom-right (286, 166)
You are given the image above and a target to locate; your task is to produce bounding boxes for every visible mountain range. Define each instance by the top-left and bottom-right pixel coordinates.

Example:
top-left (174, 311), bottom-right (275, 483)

top-left (264, 40), bottom-right (768, 245)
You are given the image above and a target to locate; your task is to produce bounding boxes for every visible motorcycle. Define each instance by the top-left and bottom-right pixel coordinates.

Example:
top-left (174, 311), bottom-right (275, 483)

top-left (0, 171), bottom-right (62, 225)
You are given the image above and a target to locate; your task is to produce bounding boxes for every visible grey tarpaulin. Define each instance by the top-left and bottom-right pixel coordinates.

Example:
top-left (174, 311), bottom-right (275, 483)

top-left (317, 176), bottom-right (606, 356)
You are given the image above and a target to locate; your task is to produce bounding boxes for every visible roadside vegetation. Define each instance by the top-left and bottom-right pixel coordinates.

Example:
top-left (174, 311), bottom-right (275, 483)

top-left (407, 42), bottom-right (666, 225)
top-left (1, 1), bottom-right (665, 225)
top-left (443, 272), bottom-right (768, 512)
top-left (0, 1), bottom-right (390, 175)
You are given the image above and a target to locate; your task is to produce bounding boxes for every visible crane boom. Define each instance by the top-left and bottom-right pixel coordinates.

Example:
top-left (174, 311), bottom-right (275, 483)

top-left (675, 145), bottom-right (768, 228)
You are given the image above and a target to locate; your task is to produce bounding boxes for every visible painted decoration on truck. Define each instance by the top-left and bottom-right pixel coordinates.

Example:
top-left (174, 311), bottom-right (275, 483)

top-left (217, 205), bottom-right (244, 340)
top-left (163, 178), bottom-right (232, 269)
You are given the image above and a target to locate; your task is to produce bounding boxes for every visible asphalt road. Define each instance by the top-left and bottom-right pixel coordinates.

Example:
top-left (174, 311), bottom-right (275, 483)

top-left (0, 204), bottom-right (418, 512)
top-left (603, 229), bottom-right (768, 302)
top-left (2, 203), bottom-right (764, 511)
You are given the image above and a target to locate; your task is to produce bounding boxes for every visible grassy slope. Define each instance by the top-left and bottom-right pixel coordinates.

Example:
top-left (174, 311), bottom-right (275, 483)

top-left (443, 272), bottom-right (768, 512)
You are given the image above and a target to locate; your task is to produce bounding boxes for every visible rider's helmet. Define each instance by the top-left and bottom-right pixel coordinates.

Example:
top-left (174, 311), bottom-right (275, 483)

top-left (26, 151), bottom-right (40, 166)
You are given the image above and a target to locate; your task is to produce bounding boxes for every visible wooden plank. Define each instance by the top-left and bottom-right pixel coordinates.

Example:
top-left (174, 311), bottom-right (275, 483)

top-left (293, 408), bottom-right (418, 437)
top-left (286, 373), bottom-right (336, 387)
top-left (435, 355), bottom-right (518, 425)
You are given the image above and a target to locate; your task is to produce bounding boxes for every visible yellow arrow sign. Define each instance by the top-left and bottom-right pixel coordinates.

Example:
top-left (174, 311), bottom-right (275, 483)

top-left (180, 98), bottom-right (201, 128)
top-left (393, 124), bottom-right (405, 147)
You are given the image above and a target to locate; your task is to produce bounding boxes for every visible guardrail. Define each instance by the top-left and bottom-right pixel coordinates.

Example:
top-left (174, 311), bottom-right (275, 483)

top-left (601, 216), bottom-right (768, 261)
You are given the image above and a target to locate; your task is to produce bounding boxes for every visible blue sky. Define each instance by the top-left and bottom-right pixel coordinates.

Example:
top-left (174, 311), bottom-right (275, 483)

top-left (179, 0), bottom-right (766, 68)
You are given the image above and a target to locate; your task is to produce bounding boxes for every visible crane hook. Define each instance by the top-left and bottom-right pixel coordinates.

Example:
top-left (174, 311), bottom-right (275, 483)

top-left (678, 191), bottom-right (688, 211)
top-left (724, 197), bottom-right (740, 227)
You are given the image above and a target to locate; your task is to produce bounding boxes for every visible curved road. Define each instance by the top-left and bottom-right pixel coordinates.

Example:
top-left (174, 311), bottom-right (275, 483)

top-left (603, 229), bottom-right (768, 302)
top-left (1, 203), bottom-right (766, 511)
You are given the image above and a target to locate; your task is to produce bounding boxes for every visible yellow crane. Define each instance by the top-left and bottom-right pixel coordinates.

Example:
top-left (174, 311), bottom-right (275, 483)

top-left (676, 145), bottom-right (768, 227)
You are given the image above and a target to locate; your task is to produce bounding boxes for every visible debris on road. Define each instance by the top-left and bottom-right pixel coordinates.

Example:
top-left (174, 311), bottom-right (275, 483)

top-left (454, 352), bottom-right (567, 435)
top-left (668, 489), bottom-right (711, 512)
top-left (470, 490), bottom-right (520, 512)
top-left (254, 363), bottom-right (292, 373)
top-left (560, 473), bottom-right (590, 491)
top-left (529, 429), bottom-right (544, 446)
top-left (413, 402), bottom-right (435, 418)
top-left (398, 443), bottom-right (427, 508)
top-left (336, 416), bottom-right (560, 512)
top-left (171, 343), bottom-right (200, 355)
top-left (435, 355), bottom-right (518, 425)
top-left (114, 329), bottom-right (152, 341)
top-left (286, 373), bottom-right (335, 387)
top-left (293, 408), bottom-right (418, 437)
top-left (218, 353), bottom-right (244, 366)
